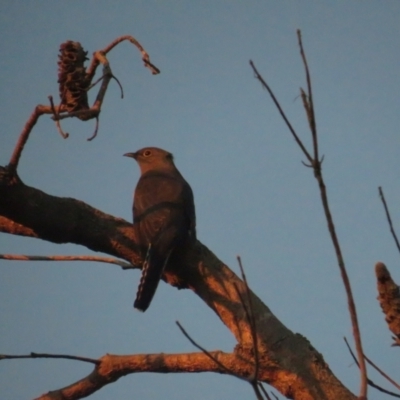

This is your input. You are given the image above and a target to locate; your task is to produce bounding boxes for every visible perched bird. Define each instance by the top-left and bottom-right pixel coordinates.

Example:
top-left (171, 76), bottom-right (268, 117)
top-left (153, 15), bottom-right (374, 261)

top-left (124, 147), bottom-right (196, 312)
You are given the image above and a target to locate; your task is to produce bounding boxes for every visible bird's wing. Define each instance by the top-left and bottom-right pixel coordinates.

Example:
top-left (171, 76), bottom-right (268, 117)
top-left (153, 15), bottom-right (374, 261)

top-left (132, 171), bottom-right (190, 311)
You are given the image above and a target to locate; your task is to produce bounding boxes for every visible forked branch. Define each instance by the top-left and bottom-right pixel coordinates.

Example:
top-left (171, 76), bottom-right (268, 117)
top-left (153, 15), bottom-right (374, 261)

top-left (8, 35), bottom-right (160, 172)
top-left (250, 29), bottom-right (368, 399)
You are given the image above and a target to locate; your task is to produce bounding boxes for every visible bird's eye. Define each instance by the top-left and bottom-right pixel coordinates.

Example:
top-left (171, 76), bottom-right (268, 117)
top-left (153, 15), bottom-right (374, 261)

top-left (143, 150), bottom-right (152, 157)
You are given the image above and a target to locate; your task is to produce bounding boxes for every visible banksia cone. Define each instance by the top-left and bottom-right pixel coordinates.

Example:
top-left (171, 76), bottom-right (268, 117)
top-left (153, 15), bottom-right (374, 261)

top-left (57, 41), bottom-right (90, 120)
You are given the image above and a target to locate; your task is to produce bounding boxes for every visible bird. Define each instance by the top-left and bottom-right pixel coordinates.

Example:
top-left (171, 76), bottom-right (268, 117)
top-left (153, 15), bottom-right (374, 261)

top-left (124, 147), bottom-right (196, 312)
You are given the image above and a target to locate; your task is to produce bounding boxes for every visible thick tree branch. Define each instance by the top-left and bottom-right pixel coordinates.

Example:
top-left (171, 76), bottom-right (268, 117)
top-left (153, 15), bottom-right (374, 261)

top-left (0, 169), bottom-right (142, 266)
top-left (32, 352), bottom-right (243, 400)
top-left (0, 169), bottom-right (356, 400)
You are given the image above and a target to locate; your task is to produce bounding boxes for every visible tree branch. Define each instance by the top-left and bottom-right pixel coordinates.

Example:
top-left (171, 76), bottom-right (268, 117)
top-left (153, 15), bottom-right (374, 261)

top-left (0, 168), bottom-right (356, 399)
top-left (378, 186), bottom-right (400, 254)
top-left (33, 352), bottom-right (236, 400)
top-left (250, 29), bottom-right (368, 399)
top-left (0, 254), bottom-right (134, 269)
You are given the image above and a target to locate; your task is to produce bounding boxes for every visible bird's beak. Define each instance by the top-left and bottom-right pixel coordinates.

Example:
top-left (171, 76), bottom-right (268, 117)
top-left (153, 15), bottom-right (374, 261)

top-left (123, 152), bottom-right (137, 159)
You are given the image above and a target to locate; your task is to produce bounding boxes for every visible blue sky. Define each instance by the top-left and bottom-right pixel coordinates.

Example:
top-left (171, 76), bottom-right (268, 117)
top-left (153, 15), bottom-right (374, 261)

top-left (1, 2), bottom-right (400, 399)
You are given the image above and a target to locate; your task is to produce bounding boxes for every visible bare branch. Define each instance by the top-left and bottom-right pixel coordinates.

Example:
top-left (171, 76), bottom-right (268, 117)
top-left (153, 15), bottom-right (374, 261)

top-left (0, 254), bottom-right (135, 270)
top-left (176, 320), bottom-right (266, 400)
top-left (297, 30), bottom-right (319, 163)
top-left (87, 116), bottom-right (100, 141)
top-left (344, 337), bottom-right (400, 397)
top-left (378, 187), bottom-right (400, 254)
top-left (86, 34), bottom-right (160, 79)
top-left (251, 29), bottom-right (368, 399)
top-left (297, 28), bottom-right (367, 399)
top-left (175, 321), bottom-right (241, 379)
top-left (7, 35), bottom-right (159, 172)
top-left (236, 256), bottom-right (259, 381)
top-left (363, 353), bottom-right (400, 391)
top-left (249, 60), bottom-right (313, 164)
top-left (48, 95), bottom-right (69, 138)
top-left (8, 105), bottom-right (50, 172)
top-left (259, 383), bottom-right (273, 400)
top-left (32, 351), bottom-right (237, 400)
top-left (0, 176), bottom-right (357, 398)
top-left (0, 352), bottom-right (99, 365)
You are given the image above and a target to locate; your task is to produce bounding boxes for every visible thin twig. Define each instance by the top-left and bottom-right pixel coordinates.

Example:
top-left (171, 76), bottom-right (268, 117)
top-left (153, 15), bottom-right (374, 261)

top-left (175, 321), bottom-right (243, 380)
top-left (0, 352), bottom-right (99, 365)
top-left (364, 352), bottom-right (400, 391)
top-left (344, 337), bottom-right (400, 397)
top-left (249, 61), bottom-right (313, 165)
top-left (8, 35), bottom-right (159, 173)
top-left (86, 35), bottom-right (160, 81)
top-left (236, 256), bottom-right (259, 382)
top-left (258, 383), bottom-right (272, 400)
top-left (233, 256), bottom-right (263, 400)
top-left (232, 284), bottom-right (263, 400)
top-left (112, 74), bottom-right (124, 98)
top-left (87, 116), bottom-right (100, 141)
top-left (250, 382), bottom-right (264, 400)
top-left (48, 95), bottom-right (69, 138)
top-left (87, 73), bottom-right (124, 99)
top-left (378, 187), bottom-right (400, 254)
top-left (0, 254), bottom-right (135, 269)
top-left (297, 29), bottom-right (367, 398)
top-left (297, 30), bottom-right (319, 164)
top-left (251, 29), bottom-right (368, 399)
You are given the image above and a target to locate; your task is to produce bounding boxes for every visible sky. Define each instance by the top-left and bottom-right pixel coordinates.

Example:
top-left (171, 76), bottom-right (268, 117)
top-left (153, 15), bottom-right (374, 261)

top-left (1, 2), bottom-right (400, 399)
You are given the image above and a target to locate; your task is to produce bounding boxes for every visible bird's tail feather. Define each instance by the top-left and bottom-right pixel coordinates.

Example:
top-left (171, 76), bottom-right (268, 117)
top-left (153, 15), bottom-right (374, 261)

top-left (134, 245), bottom-right (171, 312)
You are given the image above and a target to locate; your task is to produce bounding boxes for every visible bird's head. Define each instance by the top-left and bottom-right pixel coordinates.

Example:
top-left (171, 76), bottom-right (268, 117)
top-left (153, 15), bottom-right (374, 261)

top-left (124, 147), bottom-right (175, 174)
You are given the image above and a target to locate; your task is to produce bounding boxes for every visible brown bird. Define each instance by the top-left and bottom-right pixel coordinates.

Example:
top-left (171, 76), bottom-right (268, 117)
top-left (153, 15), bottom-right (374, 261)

top-left (124, 147), bottom-right (196, 311)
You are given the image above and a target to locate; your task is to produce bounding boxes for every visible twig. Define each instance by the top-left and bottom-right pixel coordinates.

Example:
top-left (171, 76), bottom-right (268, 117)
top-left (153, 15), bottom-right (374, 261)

top-left (87, 116), bottom-right (100, 141)
top-left (236, 256), bottom-right (259, 382)
top-left (233, 285), bottom-right (264, 399)
top-left (233, 256), bottom-right (264, 400)
top-left (344, 337), bottom-right (400, 397)
top-left (270, 391), bottom-right (279, 400)
top-left (112, 74), bottom-right (124, 98)
top-left (378, 187), bottom-right (400, 254)
top-left (176, 321), bottom-right (265, 399)
top-left (48, 95), bottom-right (69, 138)
top-left (0, 254), bottom-right (135, 269)
top-left (298, 30), bottom-right (367, 399)
top-left (87, 35), bottom-right (160, 77)
top-left (249, 61), bottom-right (313, 165)
top-left (8, 34), bottom-right (159, 172)
top-left (297, 30), bottom-right (319, 164)
top-left (175, 321), bottom-right (242, 380)
top-left (0, 352), bottom-right (99, 365)
top-left (87, 73), bottom-right (124, 99)
top-left (363, 352), bottom-right (400, 391)
top-left (8, 105), bottom-right (50, 171)
top-left (258, 383), bottom-right (272, 400)
top-left (251, 29), bottom-right (368, 399)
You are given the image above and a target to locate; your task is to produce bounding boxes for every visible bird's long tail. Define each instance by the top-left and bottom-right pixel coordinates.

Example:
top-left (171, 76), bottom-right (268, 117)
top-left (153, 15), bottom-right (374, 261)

top-left (134, 245), bottom-right (171, 312)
